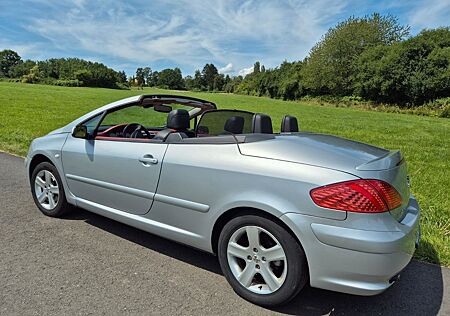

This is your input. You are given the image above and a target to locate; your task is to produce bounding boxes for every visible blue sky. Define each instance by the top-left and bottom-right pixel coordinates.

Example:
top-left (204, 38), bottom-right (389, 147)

top-left (0, 0), bottom-right (449, 77)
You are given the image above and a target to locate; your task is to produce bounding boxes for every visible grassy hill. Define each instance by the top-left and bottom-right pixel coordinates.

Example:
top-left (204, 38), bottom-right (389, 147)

top-left (0, 81), bottom-right (448, 266)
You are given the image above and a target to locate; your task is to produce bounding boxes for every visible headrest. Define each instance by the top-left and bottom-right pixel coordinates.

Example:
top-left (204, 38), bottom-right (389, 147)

top-left (167, 109), bottom-right (190, 129)
top-left (281, 115), bottom-right (299, 132)
top-left (252, 113), bottom-right (273, 134)
top-left (224, 116), bottom-right (245, 134)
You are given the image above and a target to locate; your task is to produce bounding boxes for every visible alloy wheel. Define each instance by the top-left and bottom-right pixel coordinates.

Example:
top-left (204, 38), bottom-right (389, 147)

top-left (227, 225), bottom-right (287, 294)
top-left (34, 170), bottom-right (60, 210)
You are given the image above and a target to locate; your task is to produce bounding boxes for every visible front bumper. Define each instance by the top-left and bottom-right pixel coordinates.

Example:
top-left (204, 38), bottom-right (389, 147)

top-left (281, 195), bottom-right (420, 296)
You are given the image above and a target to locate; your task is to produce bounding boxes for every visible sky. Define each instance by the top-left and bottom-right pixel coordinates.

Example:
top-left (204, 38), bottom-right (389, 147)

top-left (0, 0), bottom-right (449, 77)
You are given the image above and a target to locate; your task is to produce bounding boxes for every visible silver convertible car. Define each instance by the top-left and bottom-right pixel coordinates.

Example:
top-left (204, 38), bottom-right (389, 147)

top-left (26, 94), bottom-right (420, 306)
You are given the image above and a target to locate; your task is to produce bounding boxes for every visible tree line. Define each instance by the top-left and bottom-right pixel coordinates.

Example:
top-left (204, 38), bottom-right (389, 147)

top-left (130, 63), bottom-right (234, 92)
top-left (0, 52), bottom-right (127, 89)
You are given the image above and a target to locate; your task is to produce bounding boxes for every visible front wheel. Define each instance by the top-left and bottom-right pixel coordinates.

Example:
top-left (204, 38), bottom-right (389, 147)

top-left (31, 161), bottom-right (71, 217)
top-left (218, 215), bottom-right (308, 307)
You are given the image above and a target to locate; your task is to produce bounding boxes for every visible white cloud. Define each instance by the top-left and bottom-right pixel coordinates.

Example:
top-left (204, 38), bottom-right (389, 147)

top-left (238, 66), bottom-right (253, 77)
top-left (408, 0), bottom-right (450, 31)
top-left (218, 63), bottom-right (234, 74)
top-left (15, 0), bottom-right (350, 73)
top-left (0, 40), bottom-right (42, 60)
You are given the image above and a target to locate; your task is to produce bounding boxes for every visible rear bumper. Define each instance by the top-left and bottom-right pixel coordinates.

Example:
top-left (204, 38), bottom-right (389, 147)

top-left (281, 195), bottom-right (420, 296)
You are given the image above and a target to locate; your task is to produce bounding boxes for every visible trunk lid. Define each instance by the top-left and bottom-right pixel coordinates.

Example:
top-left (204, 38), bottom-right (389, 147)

top-left (239, 133), bottom-right (410, 221)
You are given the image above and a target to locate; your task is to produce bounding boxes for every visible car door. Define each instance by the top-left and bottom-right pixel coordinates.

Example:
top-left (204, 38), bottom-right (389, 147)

top-left (62, 136), bottom-right (167, 215)
top-left (61, 108), bottom-right (168, 215)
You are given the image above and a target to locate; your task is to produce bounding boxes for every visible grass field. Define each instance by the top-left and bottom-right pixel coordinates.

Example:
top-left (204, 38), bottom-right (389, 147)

top-left (1, 82), bottom-right (449, 266)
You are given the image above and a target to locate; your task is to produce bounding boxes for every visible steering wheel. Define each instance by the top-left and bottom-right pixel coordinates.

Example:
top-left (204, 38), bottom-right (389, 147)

top-left (122, 123), bottom-right (151, 139)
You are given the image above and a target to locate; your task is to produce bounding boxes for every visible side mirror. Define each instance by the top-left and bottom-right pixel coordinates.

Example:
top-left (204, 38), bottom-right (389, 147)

top-left (72, 125), bottom-right (90, 139)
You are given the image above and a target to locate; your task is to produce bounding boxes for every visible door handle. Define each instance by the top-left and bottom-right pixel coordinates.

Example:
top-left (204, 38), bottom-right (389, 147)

top-left (139, 154), bottom-right (158, 165)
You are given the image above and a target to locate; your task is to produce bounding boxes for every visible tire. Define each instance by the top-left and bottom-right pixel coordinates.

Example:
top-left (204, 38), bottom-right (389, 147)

top-left (30, 161), bottom-right (71, 217)
top-left (218, 215), bottom-right (308, 307)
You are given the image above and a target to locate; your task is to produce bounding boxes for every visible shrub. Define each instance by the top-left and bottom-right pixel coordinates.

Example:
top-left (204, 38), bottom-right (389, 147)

top-left (21, 65), bottom-right (41, 83)
top-left (115, 82), bottom-right (130, 90)
top-left (439, 104), bottom-right (450, 118)
top-left (53, 79), bottom-right (82, 87)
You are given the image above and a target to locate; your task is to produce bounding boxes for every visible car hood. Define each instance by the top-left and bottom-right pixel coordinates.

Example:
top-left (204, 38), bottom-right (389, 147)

top-left (238, 133), bottom-right (401, 174)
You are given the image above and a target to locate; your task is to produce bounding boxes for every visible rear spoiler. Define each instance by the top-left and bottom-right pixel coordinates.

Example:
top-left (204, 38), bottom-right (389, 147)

top-left (356, 150), bottom-right (404, 171)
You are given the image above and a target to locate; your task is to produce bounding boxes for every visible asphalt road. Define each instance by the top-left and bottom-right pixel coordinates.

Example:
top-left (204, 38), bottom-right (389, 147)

top-left (0, 152), bottom-right (449, 316)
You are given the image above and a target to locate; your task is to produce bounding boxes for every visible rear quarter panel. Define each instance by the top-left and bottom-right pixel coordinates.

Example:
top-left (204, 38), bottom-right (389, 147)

top-left (147, 142), bottom-right (357, 252)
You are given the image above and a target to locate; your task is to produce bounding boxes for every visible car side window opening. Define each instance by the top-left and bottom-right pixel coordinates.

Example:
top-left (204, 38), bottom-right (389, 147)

top-left (196, 110), bottom-right (254, 136)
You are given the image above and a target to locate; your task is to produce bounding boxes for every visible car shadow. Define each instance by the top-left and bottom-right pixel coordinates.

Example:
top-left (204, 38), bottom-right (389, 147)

top-left (63, 207), bottom-right (223, 274)
top-left (63, 208), bottom-right (444, 315)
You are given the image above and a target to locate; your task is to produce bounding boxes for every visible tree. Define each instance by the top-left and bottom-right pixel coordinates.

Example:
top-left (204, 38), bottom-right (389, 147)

top-left (0, 49), bottom-right (22, 77)
top-left (183, 75), bottom-right (195, 90)
top-left (224, 75), bottom-right (243, 93)
top-left (8, 59), bottom-right (36, 78)
top-left (354, 27), bottom-right (450, 105)
top-left (135, 68), bottom-right (145, 86)
top-left (157, 68), bottom-right (184, 89)
top-left (118, 71), bottom-right (127, 83)
top-left (235, 61), bottom-right (304, 99)
top-left (253, 61), bottom-right (261, 74)
top-left (74, 69), bottom-right (93, 86)
top-left (201, 64), bottom-right (219, 91)
top-left (301, 13), bottom-right (409, 96)
top-left (149, 71), bottom-right (159, 86)
top-left (213, 74), bottom-right (225, 91)
top-left (224, 75), bottom-right (231, 87)
top-left (193, 69), bottom-right (204, 90)
top-left (142, 67), bottom-right (152, 86)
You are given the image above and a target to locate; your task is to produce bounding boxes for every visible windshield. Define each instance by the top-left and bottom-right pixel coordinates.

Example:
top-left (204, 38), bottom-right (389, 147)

top-left (196, 110), bottom-right (254, 136)
top-left (101, 104), bottom-right (194, 128)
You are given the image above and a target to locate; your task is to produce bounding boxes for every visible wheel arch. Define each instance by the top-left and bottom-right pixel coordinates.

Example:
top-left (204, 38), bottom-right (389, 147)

top-left (28, 153), bottom-right (54, 180)
top-left (211, 207), bottom-right (307, 259)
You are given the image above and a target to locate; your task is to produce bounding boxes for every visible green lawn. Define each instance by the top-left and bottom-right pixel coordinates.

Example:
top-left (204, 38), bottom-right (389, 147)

top-left (1, 82), bottom-right (449, 266)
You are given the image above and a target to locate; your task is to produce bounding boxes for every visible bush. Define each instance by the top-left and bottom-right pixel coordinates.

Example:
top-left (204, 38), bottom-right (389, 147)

top-left (431, 97), bottom-right (450, 108)
top-left (53, 79), bottom-right (82, 87)
top-left (115, 82), bottom-right (130, 90)
top-left (440, 105), bottom-right (450, 118)
top-left (21, 65), bottom-right (41, 83)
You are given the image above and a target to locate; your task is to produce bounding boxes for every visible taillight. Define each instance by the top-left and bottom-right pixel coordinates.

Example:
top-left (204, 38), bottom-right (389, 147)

top-left (310, 179), bottom-right (402, 213)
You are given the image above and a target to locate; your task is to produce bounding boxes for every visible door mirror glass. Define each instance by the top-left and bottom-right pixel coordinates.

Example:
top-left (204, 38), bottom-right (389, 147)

top-left (73, 125), bottom-right (89, 139)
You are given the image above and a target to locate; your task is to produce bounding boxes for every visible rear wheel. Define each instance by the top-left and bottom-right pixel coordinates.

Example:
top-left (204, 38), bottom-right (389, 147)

top-left (218, 215), bottom-right (308, 306)
top-left (31, 162), bottom-right (71, 217)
